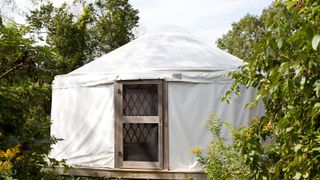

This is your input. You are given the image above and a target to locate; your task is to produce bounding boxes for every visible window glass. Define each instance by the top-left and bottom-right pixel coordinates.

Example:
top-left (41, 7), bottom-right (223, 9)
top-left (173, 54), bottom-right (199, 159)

top-left (123, 84), bottom-right (158, 116)
top-left (123, 123), bottom-right (158, 161)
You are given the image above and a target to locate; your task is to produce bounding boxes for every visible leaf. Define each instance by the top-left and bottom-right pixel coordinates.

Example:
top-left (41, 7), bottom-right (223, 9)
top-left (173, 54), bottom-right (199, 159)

top-left (314, 80), bottom-right (320, 97)
top-left (313, 103), bottom-right (320, 113)
top-left (286, 127), bottom-right (294, 132)
top-left (274, 0), bottom-right (281, 6)
top-left (279, 62), bottom-right (289, 73)
top-left (267, 46), bottom-right (274, 57)
top-left (312, 35), bottom-right (320, 50)
top-left (277, 38), bottom-right (283, 49)
top-left (311, 147), bottom-right (320, 152)
top-left (286, 1), bottom-right (297, 9)
top-left (300, 76), bottom-right (306, 89)
top-left (294, 144), bottom-right (302, 152)
top-left (302, 171), bottom-right (309, 178)
top-left (293, 172), bottom-right (302, 180)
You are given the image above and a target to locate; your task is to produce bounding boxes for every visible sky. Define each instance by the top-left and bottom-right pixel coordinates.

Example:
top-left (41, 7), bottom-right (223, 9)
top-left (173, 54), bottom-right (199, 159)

top-left (2, 0), bottom-right (274, 46)
top-left (128, 0), bottom-right (274, 46)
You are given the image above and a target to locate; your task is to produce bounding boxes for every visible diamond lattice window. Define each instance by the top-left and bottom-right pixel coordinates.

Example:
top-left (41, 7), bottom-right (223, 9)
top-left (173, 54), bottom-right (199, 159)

top-left (123, 84), bottom-right (158, 116)
top-left (123, 123), bottom-right (158, 161)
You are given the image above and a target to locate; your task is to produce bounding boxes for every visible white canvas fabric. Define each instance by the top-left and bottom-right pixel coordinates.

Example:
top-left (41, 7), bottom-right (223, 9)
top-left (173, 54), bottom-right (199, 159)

top-left (167, 82), bottom-right (264, 170)
top-left (50, 84), bottom-right (115, 167)
top-left (52, 27), bottom-right (243, 89)
top-left (50, 27), bottom-right (265, 170)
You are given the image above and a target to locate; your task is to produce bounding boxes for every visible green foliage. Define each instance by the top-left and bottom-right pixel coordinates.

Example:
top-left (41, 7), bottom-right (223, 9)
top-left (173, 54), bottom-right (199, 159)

top-left (0, 19), bottom-right (61, 179)
top-left (193, 114), bottom-right (250, 179)
top-left (205, 0), bottom-right (320, 179)
top-left (27, 0), bottom-right (139, 73)
top-left (217, 14), bottom-right (266, 61)
top-left (0, 0), bottom-right (139, 178)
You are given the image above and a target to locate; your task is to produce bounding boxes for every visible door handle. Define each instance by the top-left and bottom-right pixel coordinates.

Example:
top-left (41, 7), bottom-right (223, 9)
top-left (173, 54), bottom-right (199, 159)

top-left (118, 151), bottom-right (123, 157)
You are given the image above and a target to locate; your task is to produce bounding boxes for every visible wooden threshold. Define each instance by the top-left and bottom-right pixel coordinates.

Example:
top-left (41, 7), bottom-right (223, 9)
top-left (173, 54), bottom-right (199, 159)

top-left (56, 166), bottom-right (206, 179)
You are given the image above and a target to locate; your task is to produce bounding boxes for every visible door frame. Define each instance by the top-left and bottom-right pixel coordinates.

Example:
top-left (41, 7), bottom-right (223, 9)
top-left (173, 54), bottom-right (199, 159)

top-left (114, 80), bottom-right (168, 170)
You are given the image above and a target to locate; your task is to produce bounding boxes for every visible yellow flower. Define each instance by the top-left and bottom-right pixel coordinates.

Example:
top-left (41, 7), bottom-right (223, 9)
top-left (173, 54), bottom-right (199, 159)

top-left (16, 156), bottom-right (23, 161)
top-left (0, 150), bottom-right (5, 158)
top-left (250, 116), bottom-right (260, 125)
top-left (190, 147), bottom-right (202, 155)
top-left (262, 120), bottom-right (272, 132)
top-left (12, 145), bottom-right (20, 153)
top-left (244, 130), bottom-right (252, 140)
top-left (0, 161), bottom-right (12, 172)
top-left (4, 149), bottom-right (14, 159)
top-left (0, 145), bottom-right (20, 175)
top-left (3, 145), bottom-right (20, 159)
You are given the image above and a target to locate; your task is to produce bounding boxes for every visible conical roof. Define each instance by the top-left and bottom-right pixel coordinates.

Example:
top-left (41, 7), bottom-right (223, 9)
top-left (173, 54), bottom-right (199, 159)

top-left (54, 27), bottom-right (243, 88)
top-left (70, 27), bottom-right (242, 75)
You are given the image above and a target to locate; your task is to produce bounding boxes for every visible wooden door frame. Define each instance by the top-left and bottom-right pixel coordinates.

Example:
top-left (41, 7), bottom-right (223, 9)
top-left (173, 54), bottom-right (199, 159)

top-left (114, 80), bottom-right (168, 170)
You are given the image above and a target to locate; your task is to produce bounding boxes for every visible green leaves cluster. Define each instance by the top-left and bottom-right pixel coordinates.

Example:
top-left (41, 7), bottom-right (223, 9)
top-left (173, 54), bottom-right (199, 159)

top-left (27, 0), bottom-right (139, 73)
top-left (0, 0), bottom-right (139, 178)
top-left (200, 0), bottom-right (320, 179)
top-left (0, 20), bottom-right (60, 179)
top-left (193, 114), bottom-right (250, 179)
top-left (217, 14), bottom-right (266, 61)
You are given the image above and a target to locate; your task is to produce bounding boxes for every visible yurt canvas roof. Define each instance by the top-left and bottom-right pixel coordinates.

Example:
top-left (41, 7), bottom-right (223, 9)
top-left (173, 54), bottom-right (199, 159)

top-left (53, 27), bottom-right (243, 88)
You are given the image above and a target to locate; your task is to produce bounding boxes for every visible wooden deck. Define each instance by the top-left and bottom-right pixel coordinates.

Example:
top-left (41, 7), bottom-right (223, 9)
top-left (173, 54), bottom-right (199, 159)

top-left (57, 166), bottom-right (206, 179)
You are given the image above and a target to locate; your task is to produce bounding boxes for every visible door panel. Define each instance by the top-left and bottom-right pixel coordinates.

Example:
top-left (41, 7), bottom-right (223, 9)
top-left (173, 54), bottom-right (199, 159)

top-left (114, 80), bottom-right (164, 169)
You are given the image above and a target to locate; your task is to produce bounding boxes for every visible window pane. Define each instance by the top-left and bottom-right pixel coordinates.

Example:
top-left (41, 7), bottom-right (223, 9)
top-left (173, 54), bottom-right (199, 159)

top-left (123, 84), bottom-right (158, 116)
top-left (123, 123), bottom-right (158, 162)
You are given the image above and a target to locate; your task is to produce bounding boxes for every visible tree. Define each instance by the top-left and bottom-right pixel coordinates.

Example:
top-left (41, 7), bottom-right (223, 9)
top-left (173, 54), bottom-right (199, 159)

top-left (198, 0), bottom-right (320, 179)
top-left (0, 0), bottom-right (139, 178)
top-left (27, 0), bottom-right (139, 73)
top-left (0, 19), bottom-right (60, 179)
top-left (216, 14), bottom-right (265, 61)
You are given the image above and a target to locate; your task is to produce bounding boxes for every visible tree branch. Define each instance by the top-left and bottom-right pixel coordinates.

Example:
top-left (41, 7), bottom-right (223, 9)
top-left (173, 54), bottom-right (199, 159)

top-left (0, 55), bottom-right (34, 79)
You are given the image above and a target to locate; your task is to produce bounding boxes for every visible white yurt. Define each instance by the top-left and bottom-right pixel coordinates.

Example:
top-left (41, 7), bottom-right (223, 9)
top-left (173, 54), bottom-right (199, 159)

top-left (50, 27), bottom-right (264, 179)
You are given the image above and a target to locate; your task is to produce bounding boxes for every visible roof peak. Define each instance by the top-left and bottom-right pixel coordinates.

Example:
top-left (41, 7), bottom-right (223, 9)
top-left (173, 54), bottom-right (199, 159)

top-left (144, 25), bottom-right (191, 35)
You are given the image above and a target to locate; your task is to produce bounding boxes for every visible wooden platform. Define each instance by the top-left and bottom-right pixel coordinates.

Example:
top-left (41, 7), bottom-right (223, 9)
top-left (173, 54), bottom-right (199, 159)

top-left (57, 166), bottom-right (206, 179)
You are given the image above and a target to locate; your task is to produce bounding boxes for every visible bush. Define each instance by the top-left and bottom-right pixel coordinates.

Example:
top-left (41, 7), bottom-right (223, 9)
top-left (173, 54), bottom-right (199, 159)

top-left (192, 114), bottom-right (251, 179)
top-left (197, 0), bottom-right (320, 179)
